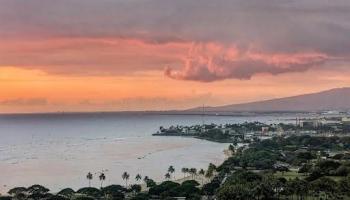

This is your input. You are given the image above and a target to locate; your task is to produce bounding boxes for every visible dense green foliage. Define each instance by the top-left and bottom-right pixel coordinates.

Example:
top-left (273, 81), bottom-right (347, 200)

top-left (148, 180), bottom-right (201, 199)
top-left (210, 135), bottom-right (350, 199)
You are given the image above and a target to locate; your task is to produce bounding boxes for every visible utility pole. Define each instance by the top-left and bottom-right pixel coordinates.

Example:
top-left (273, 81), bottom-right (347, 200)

top-left (201, 104), bottom-right (205, 126)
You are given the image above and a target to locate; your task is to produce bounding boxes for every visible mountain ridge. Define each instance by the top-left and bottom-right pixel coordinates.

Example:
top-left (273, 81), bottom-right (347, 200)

top-left (189, 87), bottom-right (350, 112)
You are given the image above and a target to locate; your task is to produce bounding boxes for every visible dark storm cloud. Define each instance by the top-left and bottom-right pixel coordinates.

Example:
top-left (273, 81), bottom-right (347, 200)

top-left (0, 0), bottom-right (349, 81)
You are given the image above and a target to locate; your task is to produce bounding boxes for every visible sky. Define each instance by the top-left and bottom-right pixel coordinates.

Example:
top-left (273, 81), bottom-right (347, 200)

top-left (0, 0), bottom-right (350, 113)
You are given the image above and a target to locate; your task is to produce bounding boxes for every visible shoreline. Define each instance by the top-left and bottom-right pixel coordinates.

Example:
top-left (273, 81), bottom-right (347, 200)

top-left (152, 134), bottom-right (234, 143)
top-left (0, 136), bottom-right (229, 194)
top-left (140, 147), bottom-right (231, 192)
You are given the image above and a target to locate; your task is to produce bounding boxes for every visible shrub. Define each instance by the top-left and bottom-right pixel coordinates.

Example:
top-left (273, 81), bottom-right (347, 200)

top-left (76, 187), bottom-right (102, 198)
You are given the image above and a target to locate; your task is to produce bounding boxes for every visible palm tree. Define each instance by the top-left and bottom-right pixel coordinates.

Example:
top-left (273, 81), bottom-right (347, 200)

top-left (165, 173), bottom-right (171, 180)
top-left (143, 176), bottom-right (149, 183)
top-left (199, 169), bottom-right (205, 184)
top-left (228, 144), bottom-right (235, 154)
top-left (205, 163), bottom-right (216, 181)
top-left (207, 163), bottom-right (216, 172)
top-left (189, 168), bottom-right (197, 179)
top-left (181, 168), bottom-right (188, 178)
top-left (99, 173), bottom-right (106, 188)
top-left (199, 169), bottom-right (205, 176)
top-left (168, 166), bottom-right (175, 179)
top-left (122, 172), bottom-right (130, 188)
top-left (135, 174), bottom-right (142, 183)
top-left (86, 172), bottom-right (93, 187)
top-left (205, 170), bottom-right (213, 180)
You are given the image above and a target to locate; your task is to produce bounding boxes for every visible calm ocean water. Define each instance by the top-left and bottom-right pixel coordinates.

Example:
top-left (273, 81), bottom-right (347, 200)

top-left (0, 112), bottom-right (296, 193)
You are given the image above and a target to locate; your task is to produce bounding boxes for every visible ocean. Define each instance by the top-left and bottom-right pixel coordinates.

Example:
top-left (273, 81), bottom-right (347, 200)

top-left (0, 112), bottom-right (296, 193)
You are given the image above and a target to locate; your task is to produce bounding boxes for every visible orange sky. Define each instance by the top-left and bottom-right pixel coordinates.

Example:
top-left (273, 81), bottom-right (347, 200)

top-left (1, 63), bottom-right (350, 113)
top-left (0, 0), bottom-right (349, 113)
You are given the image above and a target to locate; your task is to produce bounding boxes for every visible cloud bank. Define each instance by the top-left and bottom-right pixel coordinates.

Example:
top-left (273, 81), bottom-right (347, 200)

top-left (0, 0), bottom-right (349, 81)
top-left (165, 43), bottom-right (329, 82)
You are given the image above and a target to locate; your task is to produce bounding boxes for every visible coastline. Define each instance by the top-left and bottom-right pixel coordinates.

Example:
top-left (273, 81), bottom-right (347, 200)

top-left (152, 133), bottom-right (234, 143)
top-left (140, 147), bottom-right (232, 192)
top-left (0, 135), bottom-right (228, 194)
top-left (0, 114), bottom-right (244, 194)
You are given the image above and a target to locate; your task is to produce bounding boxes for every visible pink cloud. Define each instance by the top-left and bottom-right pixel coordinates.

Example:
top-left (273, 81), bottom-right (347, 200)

top-left (165, 43), bottom-right (330, 82)
top-left (0, 37), bottom-right (187, 75)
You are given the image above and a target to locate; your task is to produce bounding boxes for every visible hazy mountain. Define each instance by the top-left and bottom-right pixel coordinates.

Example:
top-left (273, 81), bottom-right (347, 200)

top-left (190, 87), bottom-right (350, 112)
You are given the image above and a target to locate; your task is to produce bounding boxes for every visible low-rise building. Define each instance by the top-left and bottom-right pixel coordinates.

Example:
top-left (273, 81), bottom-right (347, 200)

top-left (342, 117), bottom-right (350, 125)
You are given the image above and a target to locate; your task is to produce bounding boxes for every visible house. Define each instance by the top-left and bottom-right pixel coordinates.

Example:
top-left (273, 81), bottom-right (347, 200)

top-left (261, 127), bottom-right (269, 135)
top-left (300, 119), bottom-right (320, 128)
top-left (342, 117), bottom-right (350, 125)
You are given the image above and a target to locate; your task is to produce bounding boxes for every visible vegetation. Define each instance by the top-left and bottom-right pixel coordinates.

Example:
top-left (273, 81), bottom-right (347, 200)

top-left (121, 172), bottom-right (130, 188)
top-left (99, 173), bottom-right (106, 188)
top-left (205, 135), bottom-right (350, 200)
top-left (154, 120), bottom-right (350, 143)
top-left (86, 172), bottom-right (93, 187)
top-left (154, 122), bottom-right (275, 143)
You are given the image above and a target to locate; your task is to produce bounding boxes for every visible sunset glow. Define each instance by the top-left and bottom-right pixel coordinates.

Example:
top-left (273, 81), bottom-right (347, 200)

top-left (0, 0), bottom-right (349, 113)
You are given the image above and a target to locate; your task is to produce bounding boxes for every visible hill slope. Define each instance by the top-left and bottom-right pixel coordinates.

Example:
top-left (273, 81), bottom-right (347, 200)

top-left (191, 87), bottom-right (350, 112)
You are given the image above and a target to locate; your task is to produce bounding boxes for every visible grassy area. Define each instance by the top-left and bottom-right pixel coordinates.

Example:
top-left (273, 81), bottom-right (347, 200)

top-left (275, 171), bottom-right (344, 182)
top-left (326, 176), bottom-right (344, 182)
top-left (275, 171), bottom-right (306, 180)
